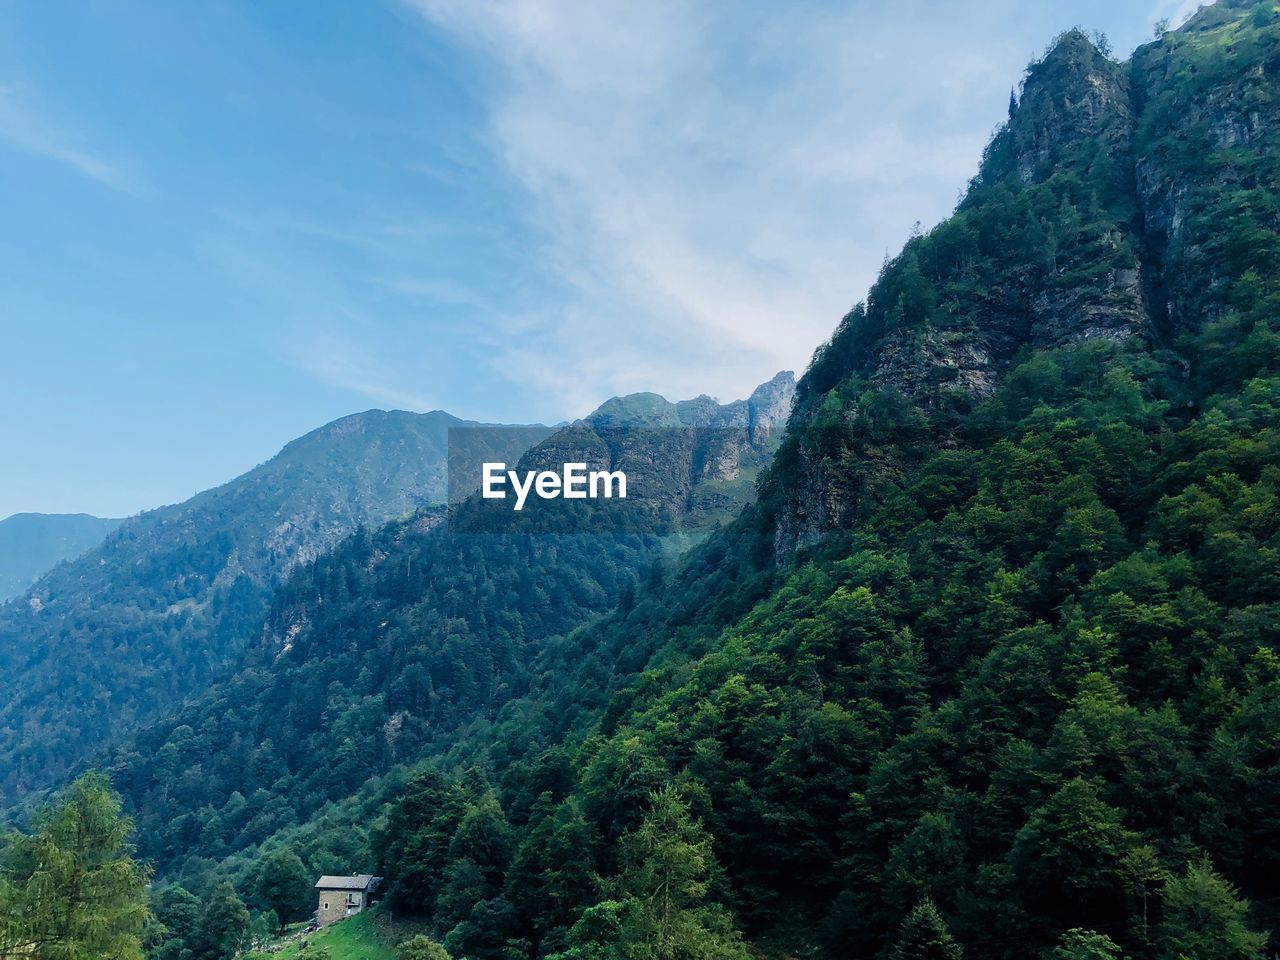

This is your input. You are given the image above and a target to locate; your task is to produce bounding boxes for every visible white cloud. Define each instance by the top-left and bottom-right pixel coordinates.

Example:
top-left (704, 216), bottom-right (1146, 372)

top-left (293, 333), bottom-right (440, 411)
top-left (402, 0), bottom-right (1060, 416)
top-left (0, 84), bottom-right (137, 193)
top-left (1149, 0), bottom-right (1203, 31)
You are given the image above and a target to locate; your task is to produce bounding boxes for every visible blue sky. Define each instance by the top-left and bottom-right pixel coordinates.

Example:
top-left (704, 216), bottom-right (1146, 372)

top-left (0, 0), bottom-right (1198, 518)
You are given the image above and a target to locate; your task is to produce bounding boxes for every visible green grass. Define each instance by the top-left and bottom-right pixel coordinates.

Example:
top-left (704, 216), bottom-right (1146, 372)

top-left (250, 908), bottom-right (398, 960)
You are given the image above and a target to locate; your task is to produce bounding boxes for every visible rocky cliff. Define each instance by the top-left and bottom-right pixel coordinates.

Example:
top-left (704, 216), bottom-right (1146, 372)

top-left (465, 372), bottom-right (796, 534)
top-left (772, 3), bottom-right (1280, 554)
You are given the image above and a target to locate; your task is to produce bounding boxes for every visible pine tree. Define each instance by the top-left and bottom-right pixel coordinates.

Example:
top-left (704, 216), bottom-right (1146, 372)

top-left (615, 784), bottom-right (749, 960)
top-left (551, 784), bottom-right (749, 960)
top-left (1155, 860), bottom-right (1266, 960)
top-left (0, 771), bottom-right (151, 960)
top-left (891, 899), bottom-right (962, 960)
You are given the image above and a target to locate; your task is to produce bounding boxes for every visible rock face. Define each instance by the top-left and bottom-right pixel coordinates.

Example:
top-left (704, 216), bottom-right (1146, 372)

top-left (836, 31), bottom-right (1151, 419)
top-left (1132, 0), bottom-right (1280, 333)
top-left (497, 372), bottom-right (796, 532)
top-left (1010, 30), bottom-right (1135, 189)
top-left (746, 371), bottom-right (799, 445)
top-left (772, 5), bottom-right (1280, 556)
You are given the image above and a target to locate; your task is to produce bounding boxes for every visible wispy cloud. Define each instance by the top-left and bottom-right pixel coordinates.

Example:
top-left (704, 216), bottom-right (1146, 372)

top-left (0, 84), bottom-right (137, 193)
top-left (293, 333), bottom-right (440, 411)
top-left (404, 0), bottom-right (1041, 415)
top-left (1149, 0), bottom-right (1202, 31)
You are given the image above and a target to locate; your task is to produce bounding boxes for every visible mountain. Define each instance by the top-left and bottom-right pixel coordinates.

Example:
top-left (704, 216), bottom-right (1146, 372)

top-left (61, 3), bottom-right (1280, 959)
top-left (99, 374), bottom-right (795, 874)
top-left (426, 7), bottom-right (1276, 957)
top-left (134, 6), bottom-right (1278, 959)
top-left (0, 409), bottom-right (553, 802)
top-left (0, 513), bottom-right (122, 602)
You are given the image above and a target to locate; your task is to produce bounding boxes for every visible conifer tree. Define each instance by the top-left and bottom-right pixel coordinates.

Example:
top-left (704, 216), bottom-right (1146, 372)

top-left (1155, 860), bottom-right (1266, 960)
top-left (0, 771), bottom-right (151, 960)
top-left (551, 784), bottom-right (748, 960)
top-left (891, 899), bottom-right (962, 960)
top-left (614, 784), bottom-right (748, 960)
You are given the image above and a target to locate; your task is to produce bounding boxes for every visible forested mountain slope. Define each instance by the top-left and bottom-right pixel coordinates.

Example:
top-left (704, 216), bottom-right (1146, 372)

top-left (0, 409), bottom-right (551, 802)
top-left (101, 377), bottom-right (795, 878)
top-left (137, 4), bottom-right (1280, 959)
top-left (0, 512), bottom-right (122, 602)
top-left (351, 6), bottom-right (1279, 959)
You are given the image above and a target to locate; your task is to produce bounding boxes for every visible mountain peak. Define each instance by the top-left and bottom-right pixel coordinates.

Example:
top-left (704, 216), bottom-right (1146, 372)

top-left (583, 372), bottom-right (796, 435)
top-left (747, 370), bottom-right (797, 444)
top-left (0, 405), bottom-right (531, 799)
top-left (1001, 27), bottom-right (1131, 187)
top-left (774, 0), bottom-right (1280, 554)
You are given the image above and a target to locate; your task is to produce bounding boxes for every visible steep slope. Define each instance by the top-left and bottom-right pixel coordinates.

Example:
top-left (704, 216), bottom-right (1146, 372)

top-left (0, 409), bottom-right (552, 802)
top-left (101, 375), bottom-right (794, 872)
top-left (769, 4), bottom-right (1279, 554)
top-left (444, 7), bottom-right (1278, 958)
top-left (346, 7), bottom-right (1279, 960)
top-left (140, 5), bottom-right (1280, 960)
top-left (0, 513), bottom-right (122, 602)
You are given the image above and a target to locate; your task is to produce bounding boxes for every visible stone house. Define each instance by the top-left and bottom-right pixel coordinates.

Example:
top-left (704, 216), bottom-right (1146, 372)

top-left (314, 874), bottom-right (382, 927)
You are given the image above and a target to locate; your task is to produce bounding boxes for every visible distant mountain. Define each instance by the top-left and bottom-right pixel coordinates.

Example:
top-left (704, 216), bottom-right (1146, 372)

top-left (0, 408), bottom-right (552, 801)
top-left (0, 513), bottom-right (122, 602)
top-left (114, 4), bottom-right (1280, 959)
top-left (99, 373), bottom-right (795, 872)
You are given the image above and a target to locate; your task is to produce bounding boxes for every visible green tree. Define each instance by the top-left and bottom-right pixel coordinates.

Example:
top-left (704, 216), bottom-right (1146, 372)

top-left (398, 934), bottom-right (453, 960)
top-left (1010, 779), bottom-right (1134, 925)
top-left (615, 784), bottom-right (748, 960)
top-left (0, 771), bottom-right (151, 960)
top-left (548, 901), bottom-right (636, 960)
top-left (190, 882), bottom-right (249, 960)
top-left (1119, 845), bottom-right (1166, 947)
top-left (149, 885), bottom-right (201, 960)
top-left (1155, 860), bottom-right (1266, 960)
top-left (1049, 929), bottom-right (1122, 960)
top-left (891, 899), bottom-right (962, 960)
top-left (549, 786), bottom-right (749, 960)
top-left (254, 848), bottom-right (311, 931)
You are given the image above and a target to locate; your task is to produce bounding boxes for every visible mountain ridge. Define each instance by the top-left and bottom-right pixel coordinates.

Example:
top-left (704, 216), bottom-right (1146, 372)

top-left (0, 512), bottom-right (123, 603)
top-left (306, 7), bottom-right (1280, 957)
top-left (0, 406), bottom-right (554, 801)
top-left (95, 373), bottom-right (796, 876)
top-left (769, 10), bottom-right (1279, 554)
top-left (15, 4), bottom-right (1280, 959)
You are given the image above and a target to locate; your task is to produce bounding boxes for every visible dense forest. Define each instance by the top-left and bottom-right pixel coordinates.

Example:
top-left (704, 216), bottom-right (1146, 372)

top-left (7, 2), bottom-right (1280, 959)
top-left (98, 380), bottom-right (793, 887)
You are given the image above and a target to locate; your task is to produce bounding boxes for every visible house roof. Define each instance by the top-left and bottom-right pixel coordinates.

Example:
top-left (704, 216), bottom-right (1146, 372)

top-left (314, 874), bottom-right (381, 891)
